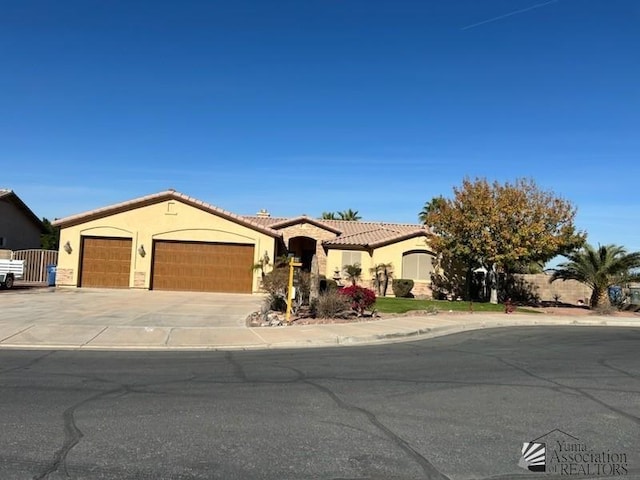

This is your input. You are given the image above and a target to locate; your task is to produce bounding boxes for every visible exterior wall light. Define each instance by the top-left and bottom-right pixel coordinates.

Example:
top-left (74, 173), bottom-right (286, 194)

top-left (138, 245), bottom-right (146, 257)
top-left (63, 241), bottom-right (72, 254)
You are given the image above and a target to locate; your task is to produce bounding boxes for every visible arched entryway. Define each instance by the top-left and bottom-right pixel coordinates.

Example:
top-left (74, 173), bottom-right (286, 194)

top-left (288, 236), bottom-right (317, 271)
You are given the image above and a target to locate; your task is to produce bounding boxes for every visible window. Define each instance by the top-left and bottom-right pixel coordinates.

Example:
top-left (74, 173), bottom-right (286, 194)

top-left (341, 251), bottom-right (362, 270)
top-left (402, 251), bottom-right (433, 281)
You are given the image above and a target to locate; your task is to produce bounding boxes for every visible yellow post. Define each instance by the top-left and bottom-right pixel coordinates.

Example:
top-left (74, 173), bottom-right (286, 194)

top-left (285, 257), bottom-right (302, 323)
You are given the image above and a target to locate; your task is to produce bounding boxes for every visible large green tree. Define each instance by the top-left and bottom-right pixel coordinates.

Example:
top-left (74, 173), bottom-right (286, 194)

top-left (550, 244), bottom-right (640, 308)
top-left (421, 177), bottom-right (585, 303)
top-left (40, 218), bottom-right (60, 250)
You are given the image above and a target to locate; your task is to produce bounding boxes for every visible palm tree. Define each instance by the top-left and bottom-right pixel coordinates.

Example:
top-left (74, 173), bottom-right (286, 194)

top-left (251, 251), bottom-right (271, 279)
top-left (370, 263), bottom-right (393, 296)
top-left (343, 263), bottom-right (362, 286)
top-left (418, 196), bottom-right (446, 224)
top-left (550, 244), bottom-right (640, 308)
top-left (338, 209), bottom-right (361, 221)
top-left (320, 211), bottom-right (338, 220)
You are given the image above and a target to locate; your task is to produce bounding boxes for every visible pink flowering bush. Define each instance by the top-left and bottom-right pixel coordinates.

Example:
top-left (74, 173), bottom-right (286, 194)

top-left (339, 285), bottom-right (376, 315)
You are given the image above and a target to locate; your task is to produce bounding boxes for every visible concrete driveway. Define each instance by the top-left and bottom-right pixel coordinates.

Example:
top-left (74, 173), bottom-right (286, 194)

top-left (0, 287), bottom-right (264, 328)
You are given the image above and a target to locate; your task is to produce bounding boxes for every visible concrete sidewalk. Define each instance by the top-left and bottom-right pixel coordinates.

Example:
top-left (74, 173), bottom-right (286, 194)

top-left (1, 310), bottom-right (638, 351)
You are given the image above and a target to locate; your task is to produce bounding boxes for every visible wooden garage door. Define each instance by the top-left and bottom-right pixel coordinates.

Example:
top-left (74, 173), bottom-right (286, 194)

top-left (80, 237), bottom-right (132, 288)
top-left (152, 241), bottom-right (254, 293)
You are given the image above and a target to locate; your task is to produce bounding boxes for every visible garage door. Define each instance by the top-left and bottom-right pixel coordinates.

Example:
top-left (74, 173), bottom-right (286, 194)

top-left (80, 237), bottom-right (132, 288)
top-left (151, 241), bottom-right (254, 293)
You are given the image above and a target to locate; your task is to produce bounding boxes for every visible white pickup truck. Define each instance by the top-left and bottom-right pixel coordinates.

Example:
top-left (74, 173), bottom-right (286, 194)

top-left (0, 258), bottom-right (24, 289)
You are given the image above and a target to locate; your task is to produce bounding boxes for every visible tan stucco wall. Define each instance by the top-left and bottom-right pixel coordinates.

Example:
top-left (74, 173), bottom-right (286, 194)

top-left (372, 236), bottom-right (435, 296)
top-left (326, 236), bottom-right (435, 296)
top-left (0, 200), bottom-right (42, 250)
top-left (513, 273), bottom-right (592, 305)
top-left (56, 199), bottom-right (276, 292)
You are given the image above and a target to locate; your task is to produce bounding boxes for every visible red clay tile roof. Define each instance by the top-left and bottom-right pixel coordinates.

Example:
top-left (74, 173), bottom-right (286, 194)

top-left (52, 190), bottom-right (283, 238)
top-left (243, 215), bottom-right (431, 249)
top-left (243, 216), bottom-right (296, 227)
top-left (322, 227), bottom-right (430, 249)
top-left (50, 190), bottom-right (430, 247)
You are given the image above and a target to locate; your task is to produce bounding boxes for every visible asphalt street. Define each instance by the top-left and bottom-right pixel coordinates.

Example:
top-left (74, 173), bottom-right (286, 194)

top-left (1, 326), bottom-right (638, 480)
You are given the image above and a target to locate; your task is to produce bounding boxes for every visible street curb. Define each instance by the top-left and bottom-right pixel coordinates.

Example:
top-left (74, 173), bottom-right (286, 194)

top-left (1, 318), bottom-right (637, 351)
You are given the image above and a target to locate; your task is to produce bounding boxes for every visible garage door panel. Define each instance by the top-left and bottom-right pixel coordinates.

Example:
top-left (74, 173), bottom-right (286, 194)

top-left (151, 241), bottom-right (254, 293)
top-left (80, 237), bottom-right (132, 288)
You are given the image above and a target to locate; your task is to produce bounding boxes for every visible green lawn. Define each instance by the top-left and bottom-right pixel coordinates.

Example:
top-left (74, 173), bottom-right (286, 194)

top-left (374, 297), bottom-right (539, 314)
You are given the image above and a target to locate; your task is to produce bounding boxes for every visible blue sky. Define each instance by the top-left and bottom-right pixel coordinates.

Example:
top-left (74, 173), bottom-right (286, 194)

top-left (2, 0), bottom-right (639, 253)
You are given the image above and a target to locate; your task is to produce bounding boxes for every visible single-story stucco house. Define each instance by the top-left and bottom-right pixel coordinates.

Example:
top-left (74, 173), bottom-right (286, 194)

top-left (52, 190), bottom-right (436, 295)
top-left (0, 189), bottom-right (46, 251)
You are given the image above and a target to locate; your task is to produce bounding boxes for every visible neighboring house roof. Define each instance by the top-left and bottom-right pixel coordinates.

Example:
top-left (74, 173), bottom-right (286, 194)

top-left (0, 189), bottom-right (46, 233)
top-left (52, 190), bottom-right (283, 238)
top-left (243, 214), bottom-right (431, 249)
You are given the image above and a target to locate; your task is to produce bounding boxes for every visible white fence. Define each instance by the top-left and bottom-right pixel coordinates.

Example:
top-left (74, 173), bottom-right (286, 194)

top-left (12, 249), bottom-right (59, 283)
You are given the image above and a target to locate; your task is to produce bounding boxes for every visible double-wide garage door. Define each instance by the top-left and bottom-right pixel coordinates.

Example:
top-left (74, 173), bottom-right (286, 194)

top-left (151, 241), bottom-right (254, 293)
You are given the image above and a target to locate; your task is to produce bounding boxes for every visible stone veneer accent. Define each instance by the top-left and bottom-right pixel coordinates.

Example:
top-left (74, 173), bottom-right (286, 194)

top-left (134, 271), bottom-right (146, 288)
top-left (55, 268), bottom-right (74, 286)
top-left (278, 223), bottom-right (339, 275)
top-left (411, 281), bottom-right (433, 298)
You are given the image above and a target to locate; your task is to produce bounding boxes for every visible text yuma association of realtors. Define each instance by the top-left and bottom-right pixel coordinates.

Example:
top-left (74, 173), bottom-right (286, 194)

top-left (550, 439), bottom-right (628, 476)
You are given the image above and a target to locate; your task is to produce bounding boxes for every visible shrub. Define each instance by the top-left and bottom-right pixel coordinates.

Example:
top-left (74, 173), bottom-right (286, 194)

top-left (296, 270), bottom-right (311, 304)
top-left (501, 274), bottom-right (540, 305)
top-left (392, 279), bottom-right (414, 298)
top-left (430, 272), bottom-right (464, 300)
top-left (316, 291), bottom-right (352, 318)
top-left (261, 267), bottom-right (310, 305)
top-left (340, 285), bottom-right (376, 315)
top-left (261, 268), bottom-right (289, 296)
top-left (264, 292), bottom-right (287, 313)
top-left (593, 303), bottom-right (617, 316)
top-left (319, 277), bottom-right (339, 292)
